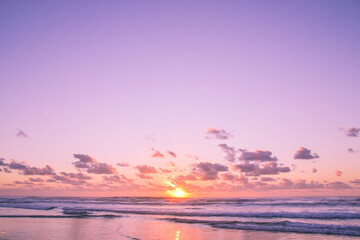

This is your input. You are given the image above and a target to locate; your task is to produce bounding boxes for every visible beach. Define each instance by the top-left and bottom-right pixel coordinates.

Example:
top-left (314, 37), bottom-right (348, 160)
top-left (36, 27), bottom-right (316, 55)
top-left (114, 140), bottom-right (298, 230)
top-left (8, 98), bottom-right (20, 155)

top-left (0, 197), bottom-right (359, 239)
top-left (0, 215), bottom-right (358, 240)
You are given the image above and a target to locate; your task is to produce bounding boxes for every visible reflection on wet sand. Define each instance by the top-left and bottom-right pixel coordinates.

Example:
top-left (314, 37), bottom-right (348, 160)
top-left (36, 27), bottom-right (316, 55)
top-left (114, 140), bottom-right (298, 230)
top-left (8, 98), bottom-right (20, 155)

top-left (175, 230), bottom-right (180, 240)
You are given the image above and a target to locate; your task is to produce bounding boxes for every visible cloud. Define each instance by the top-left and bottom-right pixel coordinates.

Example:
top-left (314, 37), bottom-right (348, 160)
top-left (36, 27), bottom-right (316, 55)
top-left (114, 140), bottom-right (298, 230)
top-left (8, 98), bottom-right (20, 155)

top-left (192, 162), bottom-right (228, 180)
top-left (159, 168), bottom-right (172, 173)
top-left (233, 162), bottom-right (290, 176)
top-left (23, 165), bottom-right (56, 175)
top-left (221, 173), bottom-right (249, 183)
top-left (0, 159), bottom-right (54, 175)
top-left (212, 178), bottom-right (340, 191)
top-left (73, 154), bottom-right (97, 163)
top-left (260, 177), bottom-right (276, 182)
top-left (239, 149), bottom-right (278, 162)
top-left (117, 162), bottom-right (130, 167)
top-left (186, 154), bottom-right (199, 161)
top-left (60, 172), bottom-right (92, 180)
top-left (72, 154), bottom-right (117, 174)
top-left (278, 179), bottom-right (324, 190)
top-left (326, 181), bottom-right (352, 189)
top-left (171, 174), bottom-right (198, 185)
top-left (350, 178), bottom-right (360, 184)
top-left (312, 168), bottom-right (317, 173)
top-left (294, 147), bottom-right (319, 160)
top-left (167, 161), bottom-right (176, 167)
top-left (136, 165), bottom-right (158, 174)
top-left (335, 170), bottom-right (343, 176)
top-left (52, 175), bottom-right (88, 185)
top-left (220, 146), bottom-right (279, 163)
top-left (349, 179), bottom-right (360, 185)
top-left (136, 174), bottom-right (153, 179)
top-left (205, 127), bottom-right (232, 140)
top-left (73, 154), bottom-right (97, 168)
top-left (167, 150), bottom-right (177, 158)
top-left (28, 177), bottom-right (44, 182)
top-left (14, 180), bottom-right (33, 185)
top-left (87, 163), bottom-right (117, 174)
top-left (340, 127), bottom-right (360, 137)
top-left (151, 150), bottom-right (165, 158)
top-left (347, 148), bottom-right (359, 153)
top-left (218, 144), bottom-right (236, 162)
top-left (103, 175), bottom-right (132, 183)
top-left (16, 129), bottom-right (29, 138)
top-left (8, 160), bottom-right (28, 170)
top-left (220, 172), bottom-right (236, 181)
top-left (241, 178), bottom-right (326, 190)
top-left (218, 146), bottom-right (291, 177)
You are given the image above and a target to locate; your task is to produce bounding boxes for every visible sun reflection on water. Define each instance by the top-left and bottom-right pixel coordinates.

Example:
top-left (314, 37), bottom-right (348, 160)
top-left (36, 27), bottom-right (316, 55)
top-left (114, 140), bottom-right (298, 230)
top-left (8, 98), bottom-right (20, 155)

top-left (175, 230), bottom-right (181, 240)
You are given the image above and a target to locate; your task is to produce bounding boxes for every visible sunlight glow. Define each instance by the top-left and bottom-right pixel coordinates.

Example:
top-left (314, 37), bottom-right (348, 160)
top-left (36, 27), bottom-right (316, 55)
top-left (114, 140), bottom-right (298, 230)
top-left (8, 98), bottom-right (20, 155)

top-left (167, 188), bottom-right (187, 198)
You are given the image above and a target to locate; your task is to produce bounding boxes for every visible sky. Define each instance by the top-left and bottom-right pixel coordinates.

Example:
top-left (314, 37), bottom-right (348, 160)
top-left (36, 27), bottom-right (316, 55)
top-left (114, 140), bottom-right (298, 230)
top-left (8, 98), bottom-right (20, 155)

top-left (0, 0), bottom-right (359, 197)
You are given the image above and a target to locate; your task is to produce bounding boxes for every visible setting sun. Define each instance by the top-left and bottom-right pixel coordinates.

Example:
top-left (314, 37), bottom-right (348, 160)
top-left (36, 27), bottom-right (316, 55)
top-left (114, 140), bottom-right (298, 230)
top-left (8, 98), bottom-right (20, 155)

top-left (167, 188), bottom-right (188, 198)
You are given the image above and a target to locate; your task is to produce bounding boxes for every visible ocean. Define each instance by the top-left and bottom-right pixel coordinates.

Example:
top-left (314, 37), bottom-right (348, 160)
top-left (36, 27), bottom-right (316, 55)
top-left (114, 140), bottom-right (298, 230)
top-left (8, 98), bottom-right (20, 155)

top-left (0, 196), bottom-right (359, 239)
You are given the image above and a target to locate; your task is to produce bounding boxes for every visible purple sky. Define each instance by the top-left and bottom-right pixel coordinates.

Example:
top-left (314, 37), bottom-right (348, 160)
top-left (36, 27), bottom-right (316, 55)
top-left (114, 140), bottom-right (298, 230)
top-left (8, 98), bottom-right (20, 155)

top-left (0, 0), bottom-right (359, 196)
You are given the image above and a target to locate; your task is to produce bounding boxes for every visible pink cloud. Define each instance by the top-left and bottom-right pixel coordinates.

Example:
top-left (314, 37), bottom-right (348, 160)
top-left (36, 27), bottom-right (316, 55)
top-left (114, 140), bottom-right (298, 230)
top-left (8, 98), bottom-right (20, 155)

top-left (340, 127), bottom-right (360, 137)
top-left (218, 144), bottom-right (236, 162)
top-left (221, 173), bottom-right (249, 183)
top-left (294, 147), bottom-right (319, 160)
top-left (186, 154), bottom-right (199, 161)
top-left (87, 163), bottom-right (117, 174)
top-left (167, 150), bottom-right (177, 158)
top-left (23, 165), bottom-right (56, 176)
top-left (205, 127), bottom-right (232, 140)
top-left (327, 181), bottom-right (351, 189)
top-left (260, 177), bottom-right (276, 182)
top-left (239, 149), bottom-right (278, 162)
top-left (350, 179), bottom-right (360, 185)
top-left (159, 168), bottom-right (172, 173)
top-left (136, 173), bottom-right (153, 179)
top-left (117, 162), bottom-right (130, 167)
top-left (28, 177), bottom-right (44, 182)
top-left (72, 154), bottom-right (117, 174)
top-left (233, 162), bottom-right (290, 176)
top-left (136, 165), bottom-right (158, 174)
top-left (16, 129), bottom-right (29, 138)
top-left (8, 160), bottom-right (28, 170)
top-left (151, 150), bottom-right (165, 158)
top-left (103, 175), bottom-right (132, 183)
top-left (60, 172), bottom-right (92, 180)
top-left (335, 170), bottom-right (343, 176)
top-left (192, 162), bottom-right (228, 180)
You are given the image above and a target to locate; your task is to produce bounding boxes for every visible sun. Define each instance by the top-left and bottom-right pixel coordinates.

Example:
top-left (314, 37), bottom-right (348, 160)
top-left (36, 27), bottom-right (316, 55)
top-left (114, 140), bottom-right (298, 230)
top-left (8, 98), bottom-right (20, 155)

top-left (167, 187), bottom-right (188, 198)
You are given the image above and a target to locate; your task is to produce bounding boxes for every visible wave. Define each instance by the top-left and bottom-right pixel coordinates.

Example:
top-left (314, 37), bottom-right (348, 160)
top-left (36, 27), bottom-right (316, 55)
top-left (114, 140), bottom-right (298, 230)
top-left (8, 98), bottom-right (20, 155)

top-left (0, 204), bottom-right (359, 219)
top-left (0, 214), bottom-right (122, 219)
top-left (0, 204), bottom-right (56, 211)
top-left (61, 208), bottom-right (360, 219)
top-left (163, 218), bottom-right (360, 237)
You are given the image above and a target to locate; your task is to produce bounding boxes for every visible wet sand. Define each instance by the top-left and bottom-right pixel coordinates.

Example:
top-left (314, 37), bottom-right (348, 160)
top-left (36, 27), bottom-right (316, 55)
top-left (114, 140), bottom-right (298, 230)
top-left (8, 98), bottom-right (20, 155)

top-left (0, 215), bottom-right (356, 240)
